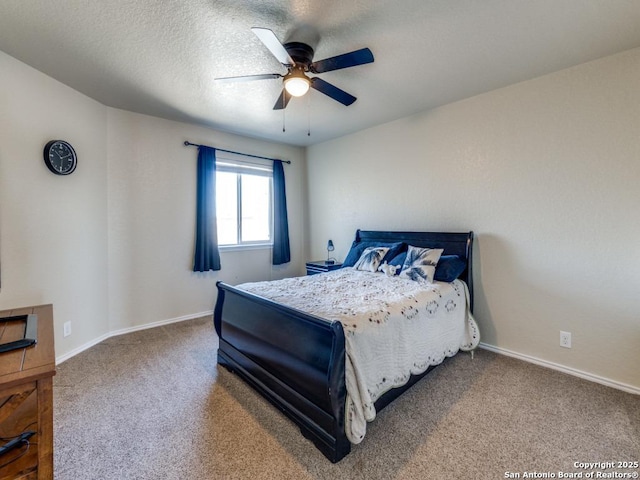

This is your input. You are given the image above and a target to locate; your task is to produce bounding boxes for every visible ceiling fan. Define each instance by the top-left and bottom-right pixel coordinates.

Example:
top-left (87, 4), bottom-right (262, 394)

top-left (215, 27), bottom-right (374, 110)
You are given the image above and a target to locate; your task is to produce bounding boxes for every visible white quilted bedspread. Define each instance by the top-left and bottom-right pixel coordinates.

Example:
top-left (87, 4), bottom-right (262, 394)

top-left (237, 268), bottom-right (480, 444)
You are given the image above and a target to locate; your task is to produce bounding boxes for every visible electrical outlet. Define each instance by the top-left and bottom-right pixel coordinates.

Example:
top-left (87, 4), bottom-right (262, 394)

top-left (63, 321), bottom-right (72, 337)
top-left (560, 331), bottom-right (571, 348)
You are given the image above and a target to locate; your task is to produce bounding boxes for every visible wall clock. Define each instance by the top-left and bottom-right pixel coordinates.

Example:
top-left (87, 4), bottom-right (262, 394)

top-left (43, 140), bottom-right (77, 175)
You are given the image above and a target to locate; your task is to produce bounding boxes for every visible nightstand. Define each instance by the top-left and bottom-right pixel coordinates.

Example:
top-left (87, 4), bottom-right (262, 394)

top-left (306, 261), bottom-right (343, 275)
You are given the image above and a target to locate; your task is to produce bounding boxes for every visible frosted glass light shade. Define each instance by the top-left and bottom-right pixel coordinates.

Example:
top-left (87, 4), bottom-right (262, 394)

top-left (284, 76), bottom-right (310, 97)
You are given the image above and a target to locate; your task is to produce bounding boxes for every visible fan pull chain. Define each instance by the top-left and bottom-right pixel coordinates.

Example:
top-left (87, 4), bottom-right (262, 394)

top-left (282, 99), bottom-right (286, 132)
top-left (307, 92), bottom-right (311, 137)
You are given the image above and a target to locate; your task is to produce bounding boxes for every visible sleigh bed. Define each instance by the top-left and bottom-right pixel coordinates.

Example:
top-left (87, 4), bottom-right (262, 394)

top-left (213, 230), bottom-right (477, 462)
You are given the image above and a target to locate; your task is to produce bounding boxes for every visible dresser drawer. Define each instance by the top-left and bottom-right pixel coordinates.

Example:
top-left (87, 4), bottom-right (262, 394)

top-left (306, 261), bottom-right (343, 275)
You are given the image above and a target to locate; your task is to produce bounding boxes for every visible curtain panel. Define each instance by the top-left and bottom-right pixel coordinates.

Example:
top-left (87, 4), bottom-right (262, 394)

top-left (193, 146), bottom-right (221, 272)
top-left (272, 160), bottom-right (291, 265)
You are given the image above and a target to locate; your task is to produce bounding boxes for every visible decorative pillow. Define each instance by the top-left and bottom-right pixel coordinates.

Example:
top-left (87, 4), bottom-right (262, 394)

top-left (380, 242), bottom-right (405, 264)
top-left (343, 241), bottom-right (405, 267)
top-left (399, 245), bottom-right (444, 283)
top-left (434, 255), bottom-right (467, 282)
top-left (353, 247), bottom-right (390, 272)
top-left (388, 252), bottom-right (407, 272)
top-left (343, 241), bottom-right (377, 267)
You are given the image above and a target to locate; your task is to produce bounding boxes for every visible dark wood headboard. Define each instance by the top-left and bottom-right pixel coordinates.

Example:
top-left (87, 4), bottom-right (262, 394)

top-left (354, 230), bottom-right (474, 312)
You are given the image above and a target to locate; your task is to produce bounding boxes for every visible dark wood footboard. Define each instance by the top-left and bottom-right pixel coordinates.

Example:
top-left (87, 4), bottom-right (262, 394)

top-left (214, 281), bottom-right (351, 462)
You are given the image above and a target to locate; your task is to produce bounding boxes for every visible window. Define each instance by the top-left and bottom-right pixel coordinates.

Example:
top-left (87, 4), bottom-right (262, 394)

top-left (215, 155), bottom-right (273, 247)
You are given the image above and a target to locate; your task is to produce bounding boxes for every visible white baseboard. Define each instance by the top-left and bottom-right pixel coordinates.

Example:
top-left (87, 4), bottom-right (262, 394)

top-left (56, 332), bottom-right (112, 365)
top-left (479, 342), bottom-right (640, 395)
top-left (55, 311), bottom-right (213, 365)
top-left (108, 311), bottom-right (213, 338)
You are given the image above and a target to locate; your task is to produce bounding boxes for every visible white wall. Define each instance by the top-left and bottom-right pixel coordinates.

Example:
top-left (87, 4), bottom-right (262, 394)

top-left (0, 50), bottom-right (110, 353)
top-left (0, 50), bottom-right (307, 359)
top-left (307, 48), bottom-right (640, 391)
top-left (106, 109), bottom-right (306, 331)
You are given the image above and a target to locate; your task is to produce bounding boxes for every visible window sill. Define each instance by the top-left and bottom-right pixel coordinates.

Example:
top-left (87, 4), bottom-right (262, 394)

top-left (219, 243), bottom-right (273, 252)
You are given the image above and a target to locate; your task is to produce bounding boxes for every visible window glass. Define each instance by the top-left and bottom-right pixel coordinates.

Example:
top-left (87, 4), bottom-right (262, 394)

top-left (216, 171), bottom-right (238, 245)
top-left (215, 157), bottom-right (272, 247)
top-left (240, 174), bottom-right (271, 242)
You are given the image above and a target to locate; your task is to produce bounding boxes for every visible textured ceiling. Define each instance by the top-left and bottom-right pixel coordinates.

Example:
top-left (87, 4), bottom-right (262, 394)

top-left (1, 1), bottom-right (640, 146)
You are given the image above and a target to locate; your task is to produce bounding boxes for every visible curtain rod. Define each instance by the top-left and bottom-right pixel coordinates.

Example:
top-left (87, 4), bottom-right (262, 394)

top-left (183, 141), bottom-right (291, 164)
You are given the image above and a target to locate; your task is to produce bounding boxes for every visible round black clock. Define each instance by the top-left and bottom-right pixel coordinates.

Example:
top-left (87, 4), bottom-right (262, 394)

top-left (43, 140), bottom-right (77, 175)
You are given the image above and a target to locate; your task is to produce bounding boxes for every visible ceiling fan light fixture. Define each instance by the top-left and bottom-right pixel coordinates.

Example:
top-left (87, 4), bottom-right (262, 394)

top-left (284, 74), bottom-right (310, 97)
top-left (220, 28), bottom-right (374, 110)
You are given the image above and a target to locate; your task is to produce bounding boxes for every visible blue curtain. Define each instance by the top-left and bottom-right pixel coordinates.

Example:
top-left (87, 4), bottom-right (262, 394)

top-left (193, 146), bottom-right (221, 272)
top-left (272, 160), bottom-right (290, 265)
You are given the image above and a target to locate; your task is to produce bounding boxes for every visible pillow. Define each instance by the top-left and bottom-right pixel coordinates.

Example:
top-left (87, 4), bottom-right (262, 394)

top-left (434, 255), bottom-right (467, 282)
top-left (399, 245), bottom-right (444, 283)
top-left (380, 242), bottom-right (405, 264)
top-left (343, 241), bottom-right (405, 267)
top-left (353, 246), bottom-right (390, 272)
top-left (343, 241), bottom-right (375, 267)
top-left (388, 252), bottom-right (407, 271)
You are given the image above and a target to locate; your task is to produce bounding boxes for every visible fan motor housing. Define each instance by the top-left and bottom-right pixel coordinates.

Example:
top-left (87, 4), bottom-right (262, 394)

top-left (284, 42), bottom-right (314, 67)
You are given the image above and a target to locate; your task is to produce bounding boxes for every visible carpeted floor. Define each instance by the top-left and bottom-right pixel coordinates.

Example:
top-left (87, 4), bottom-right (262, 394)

top-left (53, 317), bottom-right (639, 479)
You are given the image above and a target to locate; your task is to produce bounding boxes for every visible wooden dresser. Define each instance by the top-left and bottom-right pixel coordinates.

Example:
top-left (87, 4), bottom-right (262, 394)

top-left (0, 305), bottom-right (55, 480)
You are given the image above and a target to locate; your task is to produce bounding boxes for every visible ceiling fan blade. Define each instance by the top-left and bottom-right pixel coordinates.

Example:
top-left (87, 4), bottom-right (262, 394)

top-left (215, 73), bottom-right (282, 83)
top-left (310, 77), bottom-right (357, 106)
top-left (310, 48), bottom-right (374, 74)
top-left (251, 27), bottom-right (295, 66)
top-left (272, 89), bottom-right (292, 110)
